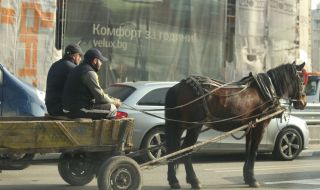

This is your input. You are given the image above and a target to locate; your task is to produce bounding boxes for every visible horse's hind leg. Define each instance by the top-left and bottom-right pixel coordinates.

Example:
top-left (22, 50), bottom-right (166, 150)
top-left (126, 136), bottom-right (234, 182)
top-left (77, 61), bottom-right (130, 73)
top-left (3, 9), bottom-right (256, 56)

top-left (182, 127), bottom-right (202, 189)
top-left (243, 125), bottom-right (266, 187)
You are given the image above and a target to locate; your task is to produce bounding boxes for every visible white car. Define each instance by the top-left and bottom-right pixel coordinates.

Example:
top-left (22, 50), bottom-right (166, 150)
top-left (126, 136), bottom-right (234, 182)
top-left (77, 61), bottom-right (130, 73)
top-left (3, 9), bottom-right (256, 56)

top-left (107, 81), bottom-right (310, 162)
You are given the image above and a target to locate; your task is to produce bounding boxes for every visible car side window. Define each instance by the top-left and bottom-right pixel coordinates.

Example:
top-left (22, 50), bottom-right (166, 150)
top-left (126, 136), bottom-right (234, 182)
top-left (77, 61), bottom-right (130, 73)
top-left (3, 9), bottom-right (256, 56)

top-left (137, 87), bottom-right (169, 106)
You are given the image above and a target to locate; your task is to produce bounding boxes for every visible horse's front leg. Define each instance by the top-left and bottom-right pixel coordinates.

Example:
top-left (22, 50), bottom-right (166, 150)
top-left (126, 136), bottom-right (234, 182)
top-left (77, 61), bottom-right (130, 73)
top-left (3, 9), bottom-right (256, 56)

top-left (166, 126), bottom-right (184, 189)
top-left (243, 125), bottom-right (266, 187)
top-left (182, 127), bottom-right (202, 189)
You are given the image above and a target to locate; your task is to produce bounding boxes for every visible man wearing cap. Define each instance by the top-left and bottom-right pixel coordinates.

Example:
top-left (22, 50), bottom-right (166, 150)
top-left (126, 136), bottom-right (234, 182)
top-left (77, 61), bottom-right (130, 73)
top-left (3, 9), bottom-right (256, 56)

top-left (45, 44), bottom-right (83, 116)
top-left (62, 48), bottom-right (121, 119)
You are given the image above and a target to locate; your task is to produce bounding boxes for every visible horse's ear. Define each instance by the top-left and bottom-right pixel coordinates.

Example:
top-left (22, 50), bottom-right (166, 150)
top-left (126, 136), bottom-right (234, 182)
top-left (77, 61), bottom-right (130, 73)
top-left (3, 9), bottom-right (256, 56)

top-left (292, 61), bottom-right (296, 65)
top-left (296, 62), bottom-right (305, 71)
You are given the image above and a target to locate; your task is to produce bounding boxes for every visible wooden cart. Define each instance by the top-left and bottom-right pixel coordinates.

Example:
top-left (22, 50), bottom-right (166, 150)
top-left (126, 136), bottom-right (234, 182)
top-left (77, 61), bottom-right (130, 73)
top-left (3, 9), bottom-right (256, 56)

top-left (0, 116), bottom-right (142, 190)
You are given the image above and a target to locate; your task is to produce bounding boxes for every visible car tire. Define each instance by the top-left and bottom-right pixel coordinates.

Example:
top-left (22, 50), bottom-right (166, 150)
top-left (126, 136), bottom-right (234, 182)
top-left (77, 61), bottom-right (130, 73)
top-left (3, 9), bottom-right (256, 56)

top-left (140, 127), bottom-right (166, 163)
top-left (272, 127), bottom-right (303, 161)
top-left (0, 153), bottom-right (35, 170)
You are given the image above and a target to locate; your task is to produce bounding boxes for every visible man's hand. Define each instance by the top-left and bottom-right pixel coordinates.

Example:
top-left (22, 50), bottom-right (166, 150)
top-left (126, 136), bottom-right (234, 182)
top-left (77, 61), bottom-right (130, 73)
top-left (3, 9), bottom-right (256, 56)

top-left (114, 98), bottom-right (122, 108)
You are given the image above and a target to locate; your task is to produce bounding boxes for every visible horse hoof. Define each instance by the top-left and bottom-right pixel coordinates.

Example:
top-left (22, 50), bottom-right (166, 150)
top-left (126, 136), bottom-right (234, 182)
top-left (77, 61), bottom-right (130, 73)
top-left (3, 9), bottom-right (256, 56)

top-left (248, 181), bottom-right (260, 188)
top-left (191, 183), bottom-right (202, 189)
top-left (187, 178), bottom-right (202, 189)
top-left (170, 182), bottom-right (181, 189)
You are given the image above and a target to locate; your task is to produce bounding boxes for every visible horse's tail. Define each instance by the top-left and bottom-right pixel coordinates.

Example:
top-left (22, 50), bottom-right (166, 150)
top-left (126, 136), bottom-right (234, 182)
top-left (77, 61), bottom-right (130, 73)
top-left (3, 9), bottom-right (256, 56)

top-left (164, 85), bottom-right (180, 154)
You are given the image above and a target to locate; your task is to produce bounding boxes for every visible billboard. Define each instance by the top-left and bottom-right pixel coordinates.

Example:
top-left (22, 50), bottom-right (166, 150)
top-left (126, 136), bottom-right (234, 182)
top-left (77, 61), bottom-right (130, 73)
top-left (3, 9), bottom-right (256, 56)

top-left (63, 0), bottom-right (227, 88)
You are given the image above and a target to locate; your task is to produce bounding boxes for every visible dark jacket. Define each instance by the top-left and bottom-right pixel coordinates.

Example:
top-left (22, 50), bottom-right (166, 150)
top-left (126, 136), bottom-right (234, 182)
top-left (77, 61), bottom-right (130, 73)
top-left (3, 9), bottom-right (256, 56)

top-left (62, 61), bottom-right (113, 112)
top-left (45, 57), bottom-right (76, 116)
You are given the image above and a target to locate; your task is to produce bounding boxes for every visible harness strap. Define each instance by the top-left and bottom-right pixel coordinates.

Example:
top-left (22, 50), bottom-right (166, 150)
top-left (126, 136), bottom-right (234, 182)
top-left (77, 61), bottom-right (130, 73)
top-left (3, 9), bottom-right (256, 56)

top-left (185, 76), bottom-right (211, 117)
top-left (183, 75), bottom-right (282, 124)
top-left (253, 73), bottom-right (279, 107)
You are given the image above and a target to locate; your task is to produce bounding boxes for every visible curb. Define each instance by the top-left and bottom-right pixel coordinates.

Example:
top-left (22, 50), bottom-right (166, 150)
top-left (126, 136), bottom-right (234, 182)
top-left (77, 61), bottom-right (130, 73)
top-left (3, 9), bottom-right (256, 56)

top-left (300, 144), bottom-right (320, 157)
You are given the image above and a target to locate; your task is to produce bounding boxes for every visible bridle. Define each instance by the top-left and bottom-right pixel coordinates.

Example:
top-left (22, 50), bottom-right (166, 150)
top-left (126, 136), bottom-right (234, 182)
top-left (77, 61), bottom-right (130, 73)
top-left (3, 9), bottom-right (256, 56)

top-left (289, 67), bottom-right (307, 104)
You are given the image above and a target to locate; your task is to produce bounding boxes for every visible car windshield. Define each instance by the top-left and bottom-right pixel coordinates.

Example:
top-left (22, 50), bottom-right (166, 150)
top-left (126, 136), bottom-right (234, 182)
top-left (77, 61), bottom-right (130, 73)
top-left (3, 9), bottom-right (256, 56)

top-left (305, 77), bottom-right (319, 96)
top-left (107, 85), bottom-right (136, 101)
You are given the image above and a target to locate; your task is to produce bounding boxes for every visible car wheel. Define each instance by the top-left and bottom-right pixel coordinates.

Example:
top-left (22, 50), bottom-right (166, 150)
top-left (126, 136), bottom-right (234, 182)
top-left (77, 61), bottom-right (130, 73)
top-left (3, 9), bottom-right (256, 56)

top-left (140, 127), bottom-right (166, 162)
top-left (0, 153), bottom-right (35, 170)
top-left (273, 127), bottom-right (303, 161)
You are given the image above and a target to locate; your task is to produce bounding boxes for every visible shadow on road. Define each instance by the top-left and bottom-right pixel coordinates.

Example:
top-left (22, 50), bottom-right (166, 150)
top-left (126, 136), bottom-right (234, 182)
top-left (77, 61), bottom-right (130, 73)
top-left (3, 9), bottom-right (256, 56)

top-left (191, 153), bottom-right (275, 163)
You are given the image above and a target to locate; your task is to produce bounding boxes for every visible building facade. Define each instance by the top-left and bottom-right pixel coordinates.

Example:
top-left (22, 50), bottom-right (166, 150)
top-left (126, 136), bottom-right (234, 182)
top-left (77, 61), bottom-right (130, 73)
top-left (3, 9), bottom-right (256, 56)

top-left (0, 0), bottom-right (312, 90)
top-left (312, 5), bottom-right (320, 71)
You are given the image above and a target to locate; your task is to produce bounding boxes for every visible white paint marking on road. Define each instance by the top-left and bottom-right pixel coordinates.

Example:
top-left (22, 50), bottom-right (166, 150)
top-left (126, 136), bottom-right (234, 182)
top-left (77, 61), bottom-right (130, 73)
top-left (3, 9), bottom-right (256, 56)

top-left (204, 164), bottom-right (315, 172)
top-left (264, 178), bottom-right (320, 185)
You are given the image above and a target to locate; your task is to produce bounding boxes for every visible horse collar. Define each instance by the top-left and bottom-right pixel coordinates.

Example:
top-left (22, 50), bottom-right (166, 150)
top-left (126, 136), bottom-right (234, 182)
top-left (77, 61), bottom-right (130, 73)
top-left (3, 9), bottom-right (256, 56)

top-left (252, 73), bottom-right (280, 107)
top-left (185, 76), bottom-right (212, 118)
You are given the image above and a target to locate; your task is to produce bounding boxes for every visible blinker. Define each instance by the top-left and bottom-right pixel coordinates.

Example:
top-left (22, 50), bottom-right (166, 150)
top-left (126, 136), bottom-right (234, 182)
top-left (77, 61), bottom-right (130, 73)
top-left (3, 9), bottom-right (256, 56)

top-left (298, 69), bottom-right (308, 85)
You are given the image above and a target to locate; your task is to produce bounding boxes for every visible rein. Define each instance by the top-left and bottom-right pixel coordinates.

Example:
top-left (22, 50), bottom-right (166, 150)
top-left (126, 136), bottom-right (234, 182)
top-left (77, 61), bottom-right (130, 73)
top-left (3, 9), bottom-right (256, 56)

top-left (122, 100), bottom-right (277, 125)
top-left (128, 80), bottom-right (250, 113)
top-left (121, 73), bottom-right (285, 125)
top-left (162, 80), bottom-right (237, 111)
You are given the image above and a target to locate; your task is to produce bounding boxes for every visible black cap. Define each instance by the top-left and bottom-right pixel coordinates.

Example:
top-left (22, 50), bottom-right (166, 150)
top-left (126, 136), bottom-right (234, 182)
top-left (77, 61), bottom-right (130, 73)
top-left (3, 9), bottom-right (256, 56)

top-left (84, 48), bottom-right (108, 62)
top-left (65, 44), bottom-right (83, 56)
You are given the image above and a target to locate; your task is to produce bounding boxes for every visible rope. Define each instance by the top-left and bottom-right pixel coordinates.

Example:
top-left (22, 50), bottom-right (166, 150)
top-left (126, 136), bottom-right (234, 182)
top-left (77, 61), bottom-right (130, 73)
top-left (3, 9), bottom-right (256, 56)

top-left (134, 80), bottom-right (240, 112)
top-left (121, 100), bottom-right (276, 125)
top-left (231, 121), bottom-right (254, 140)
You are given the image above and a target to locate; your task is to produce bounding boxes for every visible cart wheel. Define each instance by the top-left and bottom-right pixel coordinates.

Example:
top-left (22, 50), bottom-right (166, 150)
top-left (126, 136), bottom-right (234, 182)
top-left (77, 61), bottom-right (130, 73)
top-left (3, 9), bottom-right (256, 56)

top-left (98, 156), bottom-right (142, 190)
top-left (58, 153), bottom-right (96, 186)
top-left (0, 153), bottom-right (34, 170)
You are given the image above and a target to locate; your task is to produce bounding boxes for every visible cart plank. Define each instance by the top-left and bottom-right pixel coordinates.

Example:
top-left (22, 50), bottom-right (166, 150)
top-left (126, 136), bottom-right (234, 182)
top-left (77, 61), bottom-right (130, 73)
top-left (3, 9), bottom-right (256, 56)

top-left (0, 118), bottom-right (134, 154)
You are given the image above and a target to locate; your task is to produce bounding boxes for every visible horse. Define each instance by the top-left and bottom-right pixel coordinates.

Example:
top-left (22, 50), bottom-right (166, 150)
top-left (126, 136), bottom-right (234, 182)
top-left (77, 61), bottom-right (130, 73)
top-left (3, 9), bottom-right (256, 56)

top-left (164, 62), bottom-right (307, 189)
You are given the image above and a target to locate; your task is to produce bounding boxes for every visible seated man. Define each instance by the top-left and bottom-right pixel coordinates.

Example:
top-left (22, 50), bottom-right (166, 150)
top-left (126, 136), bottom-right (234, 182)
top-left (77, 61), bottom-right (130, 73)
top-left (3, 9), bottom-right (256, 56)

top-left (45, 44), bottom-right (83, 116)
top-left (62, 48), bottom-right (121, 119)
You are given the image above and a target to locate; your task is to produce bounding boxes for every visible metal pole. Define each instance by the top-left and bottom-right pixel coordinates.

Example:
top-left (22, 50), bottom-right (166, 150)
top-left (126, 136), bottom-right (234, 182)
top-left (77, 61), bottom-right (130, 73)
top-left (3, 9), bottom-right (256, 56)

top-left (140, 108), bottom-right (285, 170)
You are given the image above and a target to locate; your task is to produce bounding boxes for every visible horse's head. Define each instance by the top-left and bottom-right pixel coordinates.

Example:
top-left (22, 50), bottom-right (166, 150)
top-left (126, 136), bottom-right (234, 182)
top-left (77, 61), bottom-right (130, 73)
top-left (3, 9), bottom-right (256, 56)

top-left (292, 62), bottom-right (308, 110)
top-left (267, 62), bottom-right (307, 110)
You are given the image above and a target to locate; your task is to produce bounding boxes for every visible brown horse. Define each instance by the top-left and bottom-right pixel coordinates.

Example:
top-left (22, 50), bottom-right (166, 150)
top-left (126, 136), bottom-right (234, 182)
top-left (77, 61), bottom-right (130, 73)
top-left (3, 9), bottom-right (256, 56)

top-left (164, 62), bottom-right (307, 189)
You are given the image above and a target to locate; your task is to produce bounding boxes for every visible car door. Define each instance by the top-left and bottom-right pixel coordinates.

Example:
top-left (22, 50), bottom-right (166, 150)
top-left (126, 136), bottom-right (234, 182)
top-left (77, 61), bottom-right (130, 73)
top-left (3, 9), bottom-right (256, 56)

top-left (0, 68), bottom-right (3, 116)
top-left (196, 126), bottom-right (222, 153)
top-left (219, 128), bottom-right (247, 152)
top-left (219, 124), bottom-right (268, 153)
top-left (136, 87), bottom-right (222, 153)
top-left (134, 87), bottom-right (170, 130)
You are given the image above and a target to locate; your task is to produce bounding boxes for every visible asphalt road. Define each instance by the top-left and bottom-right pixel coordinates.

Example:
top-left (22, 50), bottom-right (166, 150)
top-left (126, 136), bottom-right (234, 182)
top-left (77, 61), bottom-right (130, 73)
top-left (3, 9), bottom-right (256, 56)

top-left (142, 151), bottom-right (320, 190)
top-left (0, 147), bottom-right (319, 190)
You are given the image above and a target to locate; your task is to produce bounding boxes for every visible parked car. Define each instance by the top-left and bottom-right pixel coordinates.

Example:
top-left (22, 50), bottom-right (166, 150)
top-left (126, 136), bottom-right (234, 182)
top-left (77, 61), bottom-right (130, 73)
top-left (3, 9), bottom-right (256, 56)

top-left (0, 63), bottom-right (47, 170)
top-left (0, 64), bottom-right (46, 116)
top-left (107, 81), bottom-right (310, 162)
top-left (285, 72), bottom-right (320, 144)
top-left (304, 72), bottom-right (320, 103)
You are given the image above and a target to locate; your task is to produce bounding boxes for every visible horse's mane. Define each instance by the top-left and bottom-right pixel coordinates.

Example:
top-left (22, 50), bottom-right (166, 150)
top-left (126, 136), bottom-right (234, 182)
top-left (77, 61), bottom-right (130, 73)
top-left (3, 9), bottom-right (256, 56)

top-left (267, 63), bottom-right (297, 97)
